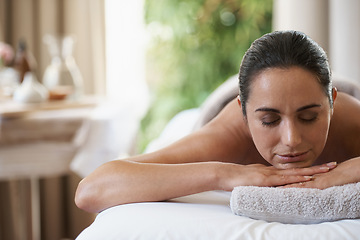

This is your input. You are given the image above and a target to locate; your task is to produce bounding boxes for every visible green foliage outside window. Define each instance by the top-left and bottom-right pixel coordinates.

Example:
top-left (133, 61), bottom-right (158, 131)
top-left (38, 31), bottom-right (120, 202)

top-left (138, 0), bottom-right (273, 152)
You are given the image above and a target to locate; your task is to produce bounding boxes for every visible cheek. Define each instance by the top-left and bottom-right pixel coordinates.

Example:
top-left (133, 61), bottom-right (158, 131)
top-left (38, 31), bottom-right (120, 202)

top-left (248, 124), bottom-right (278, 160)
top-left (305, 120), bottom-right (330, 150)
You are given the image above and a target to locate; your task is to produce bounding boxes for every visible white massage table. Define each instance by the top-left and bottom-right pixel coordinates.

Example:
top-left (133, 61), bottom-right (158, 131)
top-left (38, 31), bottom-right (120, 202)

top-left (76, 190), bottom-right (360, 240)
top-left (76, 76), bottom-right (360, 240)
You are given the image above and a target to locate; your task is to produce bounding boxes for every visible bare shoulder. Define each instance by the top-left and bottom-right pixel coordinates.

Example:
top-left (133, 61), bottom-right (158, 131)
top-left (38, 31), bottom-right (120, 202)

top-left (190, 98), bottom-right (260, 163)
top-left (204, 98), bottom-right (250, 144)
top-left (140, 98), bottom-right (259, 164)
top-left (332, 92), bottom-right (360, 127)
top-left (326, 92), bottom-right (360, 160)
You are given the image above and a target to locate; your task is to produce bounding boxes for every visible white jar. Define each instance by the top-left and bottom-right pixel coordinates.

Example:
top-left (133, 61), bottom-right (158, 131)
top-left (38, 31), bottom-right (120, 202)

top-left (13, 72), bottom-right (49, 103)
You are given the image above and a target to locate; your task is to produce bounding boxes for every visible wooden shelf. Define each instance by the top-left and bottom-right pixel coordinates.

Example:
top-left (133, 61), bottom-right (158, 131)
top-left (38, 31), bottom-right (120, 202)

top-left (0, 96), bottom-right (100, 118)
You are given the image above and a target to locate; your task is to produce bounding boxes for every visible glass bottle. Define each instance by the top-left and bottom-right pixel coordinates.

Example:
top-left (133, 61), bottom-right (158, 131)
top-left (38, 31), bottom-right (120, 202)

top-left (42, 35), bottom-right (83, 100)
top-left (14, 39), bottom-right (33, 84)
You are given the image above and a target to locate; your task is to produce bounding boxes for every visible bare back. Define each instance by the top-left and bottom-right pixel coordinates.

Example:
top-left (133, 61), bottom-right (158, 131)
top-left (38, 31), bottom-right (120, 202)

top-left (140, 92), bottom-right (360, 167)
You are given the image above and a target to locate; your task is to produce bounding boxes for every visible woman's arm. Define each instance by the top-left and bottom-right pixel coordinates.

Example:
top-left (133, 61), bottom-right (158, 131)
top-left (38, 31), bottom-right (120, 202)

top-left (74, 100), bottom-right (335, 213)
top-left (75, 100), bottom-right (244, 212)
top-left (75, 160), bottom-right (220, 213)
top-left (75, 157), bottom-right (334, 213)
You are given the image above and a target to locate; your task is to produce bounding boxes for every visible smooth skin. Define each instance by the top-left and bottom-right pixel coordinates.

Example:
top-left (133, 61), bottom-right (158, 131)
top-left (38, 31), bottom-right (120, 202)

top-left (75, 67), bottom-right (360, 213)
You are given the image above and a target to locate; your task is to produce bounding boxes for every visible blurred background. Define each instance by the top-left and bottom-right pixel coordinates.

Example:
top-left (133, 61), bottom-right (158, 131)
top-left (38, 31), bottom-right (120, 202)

top-left (0, 0), bottom-right (359, 239)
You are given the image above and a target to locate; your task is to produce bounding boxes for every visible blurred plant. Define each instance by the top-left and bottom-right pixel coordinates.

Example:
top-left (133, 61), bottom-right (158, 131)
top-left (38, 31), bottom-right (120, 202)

top-left (138, 0), bottom-right (272, 152)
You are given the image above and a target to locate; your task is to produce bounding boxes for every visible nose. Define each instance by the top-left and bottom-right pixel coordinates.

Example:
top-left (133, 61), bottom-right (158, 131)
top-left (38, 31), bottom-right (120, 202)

top-left (281, 120), bottom-right (302, 147)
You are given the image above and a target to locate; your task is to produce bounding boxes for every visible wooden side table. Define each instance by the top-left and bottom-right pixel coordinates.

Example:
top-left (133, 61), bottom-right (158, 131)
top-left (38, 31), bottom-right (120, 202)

top-left (0, 97), bottom-right (98, 240)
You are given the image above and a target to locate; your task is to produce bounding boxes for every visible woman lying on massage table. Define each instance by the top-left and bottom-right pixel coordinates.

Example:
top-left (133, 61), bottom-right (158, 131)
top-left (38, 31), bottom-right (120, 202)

top-left (75, 30), bottom-right (360, 213)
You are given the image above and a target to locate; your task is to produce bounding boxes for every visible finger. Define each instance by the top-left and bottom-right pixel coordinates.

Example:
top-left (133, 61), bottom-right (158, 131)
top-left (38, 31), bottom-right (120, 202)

top-left (314, 162), bottom-right (337, 170)
top-left (280, 162), bottom-right (337, 176)
top-left (280, 182), bottom-right (309, 189)
top-left (269, 174), bottom-right (313, 186)
top-left (325, 162), bottom-right (337, 169)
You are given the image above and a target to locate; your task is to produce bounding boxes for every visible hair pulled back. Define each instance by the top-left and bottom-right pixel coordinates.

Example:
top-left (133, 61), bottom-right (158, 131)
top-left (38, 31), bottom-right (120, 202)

top-left (238, 30), bottom-right (332, 117)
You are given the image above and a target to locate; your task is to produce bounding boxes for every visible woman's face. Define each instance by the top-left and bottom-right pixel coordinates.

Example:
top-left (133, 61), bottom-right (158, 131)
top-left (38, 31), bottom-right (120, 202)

top-left (244, 67), bottom-right (334, 169)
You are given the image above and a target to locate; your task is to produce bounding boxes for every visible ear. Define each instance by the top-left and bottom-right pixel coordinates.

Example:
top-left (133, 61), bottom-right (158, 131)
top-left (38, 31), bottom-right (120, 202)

top-left (237, 95), bottom-right (248, 123)
top-left (237, 95), bottom-right (241, 107)
top-left (331, 87), bottom-right (338, 116)
top-left (332, 87), bottom-right (338, 103)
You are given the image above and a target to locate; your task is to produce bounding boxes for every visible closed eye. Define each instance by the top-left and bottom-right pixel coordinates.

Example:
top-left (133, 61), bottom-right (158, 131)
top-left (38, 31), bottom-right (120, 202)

top-left (262, 120), bottom-right (280, 127)
top-left (261, 115), bottom-right (280, 127)
top-left (298, 112), bottom-right (318, 123)
top-left (299, 116), bottom-right (318, 123)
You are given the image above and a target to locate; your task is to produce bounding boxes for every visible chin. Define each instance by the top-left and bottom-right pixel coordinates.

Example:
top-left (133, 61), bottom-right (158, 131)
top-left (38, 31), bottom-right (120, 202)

top-left (269, 152), bottom-right (317, 169)
top-left (276, 161), bottom-right (313, 169)
top-left (270, 158), bottom-right (314, 169)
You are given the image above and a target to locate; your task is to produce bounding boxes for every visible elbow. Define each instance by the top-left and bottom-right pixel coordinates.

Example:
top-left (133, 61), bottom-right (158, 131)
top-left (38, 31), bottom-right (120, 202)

top-left (75, 178), bottom-right (101, 213)
top-left (75, 161), bottom-right (131, 212)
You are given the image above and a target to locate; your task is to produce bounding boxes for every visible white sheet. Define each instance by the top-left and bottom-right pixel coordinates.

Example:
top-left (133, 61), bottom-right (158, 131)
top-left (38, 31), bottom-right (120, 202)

top-left (76, 91), bottom-right (360, 239)
top-left (76, 191), bottom-right (360, 240)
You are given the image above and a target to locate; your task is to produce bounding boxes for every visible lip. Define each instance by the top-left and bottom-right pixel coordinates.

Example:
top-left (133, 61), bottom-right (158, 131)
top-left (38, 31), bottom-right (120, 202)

top-left (276, 151), bottom-right (309, 163)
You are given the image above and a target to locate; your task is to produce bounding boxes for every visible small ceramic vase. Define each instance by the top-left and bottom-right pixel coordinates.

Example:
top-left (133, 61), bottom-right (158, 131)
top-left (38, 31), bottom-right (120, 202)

top-left (13, 72), bottom-right (49, 103)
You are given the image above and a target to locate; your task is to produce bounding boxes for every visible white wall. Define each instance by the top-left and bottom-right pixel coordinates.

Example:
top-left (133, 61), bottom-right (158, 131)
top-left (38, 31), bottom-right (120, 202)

top-left (105, 0), bottom-right (150, 117)
top-left (329, 0), bottom-right (360, 84)
top-left (273, 0), bottom-right (360, 84)
top-left (273, 0), bottom-right (329, 53)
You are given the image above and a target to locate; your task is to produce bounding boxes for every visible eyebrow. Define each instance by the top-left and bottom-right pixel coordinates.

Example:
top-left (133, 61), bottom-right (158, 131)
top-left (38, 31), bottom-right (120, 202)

top-left (255, 104), bottom-right (322, 113)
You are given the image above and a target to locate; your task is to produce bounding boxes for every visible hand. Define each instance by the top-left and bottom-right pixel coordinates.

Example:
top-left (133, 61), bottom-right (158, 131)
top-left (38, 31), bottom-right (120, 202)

top-left (218, 162), bottom-right (337, 191)
top-left (283, 158), bottom-right (360, 189)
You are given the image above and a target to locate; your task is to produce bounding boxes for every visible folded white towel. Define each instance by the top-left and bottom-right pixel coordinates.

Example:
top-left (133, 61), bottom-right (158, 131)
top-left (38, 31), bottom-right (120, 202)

top-left (230, 182), bottom-right (360, 224)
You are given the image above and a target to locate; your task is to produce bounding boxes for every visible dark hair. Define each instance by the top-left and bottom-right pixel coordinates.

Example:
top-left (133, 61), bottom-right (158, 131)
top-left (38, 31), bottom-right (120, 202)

top-left (238, 30), bottom-right (332, 117)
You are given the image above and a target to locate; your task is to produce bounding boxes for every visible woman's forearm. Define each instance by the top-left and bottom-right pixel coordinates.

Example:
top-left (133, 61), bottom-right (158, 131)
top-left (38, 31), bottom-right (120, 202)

top-left (75, 160), bottom-right (221, 213)
top-left (74, 158), bottom-right (333, 213)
